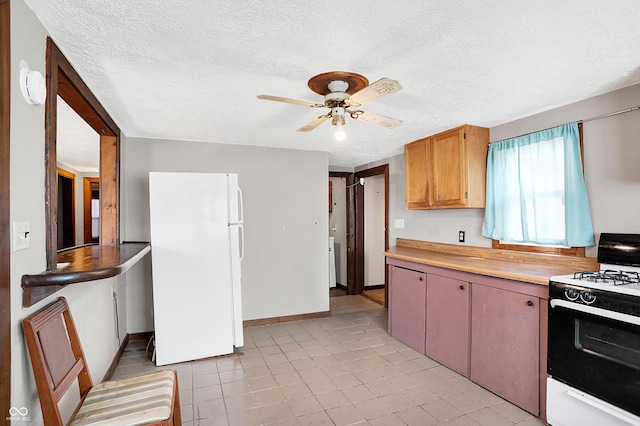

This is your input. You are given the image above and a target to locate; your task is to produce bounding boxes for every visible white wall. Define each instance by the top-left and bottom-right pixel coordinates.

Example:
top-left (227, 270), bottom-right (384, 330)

top-left (364, 175), bottom-right (385, 286)
top-left (123, 137), bottom-right (330, 322)
top-left (360, 83), bottom-right (640, 257)
top-left (10, 2), bottom-right (138, 421)
top-left (329, 177), bottom-right (347, 285)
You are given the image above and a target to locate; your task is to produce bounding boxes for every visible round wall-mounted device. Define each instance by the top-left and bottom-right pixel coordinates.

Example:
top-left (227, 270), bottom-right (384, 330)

top-left (19, 62), bottom-right (47, 105)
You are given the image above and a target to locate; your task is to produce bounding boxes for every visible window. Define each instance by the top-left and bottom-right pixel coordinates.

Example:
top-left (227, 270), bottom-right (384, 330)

top-left (482, 122), bottom-right (594, 248)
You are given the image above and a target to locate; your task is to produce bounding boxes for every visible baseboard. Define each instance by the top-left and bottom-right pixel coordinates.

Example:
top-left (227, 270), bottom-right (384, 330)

top-left (102, 332), bottom-right (153, 381)
top-left (364, 284), bottom-right (385, 290)
top-left (244, 311), bottom-right (331, 328)
top-left (103, 334), bottom-right (129, 382)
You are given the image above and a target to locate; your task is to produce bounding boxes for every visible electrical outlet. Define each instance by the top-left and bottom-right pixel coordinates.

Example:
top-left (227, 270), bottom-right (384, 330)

top-left (459, 231), bottom-right (465, 243)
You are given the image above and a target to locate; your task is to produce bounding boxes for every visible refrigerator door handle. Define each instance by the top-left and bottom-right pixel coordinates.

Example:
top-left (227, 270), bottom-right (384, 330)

top-left (238, 224), bottom-right (245, 262)
top-left (237, 187), bottom-right (244, 224)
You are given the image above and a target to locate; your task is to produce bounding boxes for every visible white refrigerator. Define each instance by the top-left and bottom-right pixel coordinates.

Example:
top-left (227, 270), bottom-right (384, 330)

top-left (148, 172), bottom-right (244, 366)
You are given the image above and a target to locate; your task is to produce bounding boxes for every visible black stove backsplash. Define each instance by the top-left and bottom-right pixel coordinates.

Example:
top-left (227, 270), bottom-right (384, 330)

top-left (597, 233), bottom-right (640, 267)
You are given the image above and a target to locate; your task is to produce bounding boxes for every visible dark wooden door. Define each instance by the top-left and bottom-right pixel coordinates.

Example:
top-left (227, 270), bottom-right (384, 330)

top-left (0, 0), bottom-right (11, 416)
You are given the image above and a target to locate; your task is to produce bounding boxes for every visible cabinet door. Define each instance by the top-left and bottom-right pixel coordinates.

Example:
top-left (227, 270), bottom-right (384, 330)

top-left (470, 283), bottom-right (540, 415)
top-left (404, 138), bottom-right (431, 208)
top-left (426, 274), bottom-right (469, 376)
top-left (431, 127), bottom-right (467, 207)
top-left (389, 266), bottom-right (426, 354)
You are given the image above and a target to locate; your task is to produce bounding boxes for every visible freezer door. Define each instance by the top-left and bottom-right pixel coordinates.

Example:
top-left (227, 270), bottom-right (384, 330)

top-left (149, 172), bottom-right (236, 365)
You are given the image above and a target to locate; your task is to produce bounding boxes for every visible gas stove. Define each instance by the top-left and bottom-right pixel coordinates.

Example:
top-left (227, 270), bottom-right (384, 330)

top-left (550, 233), bottom-right (640, 298)
top-left (547, 233), bottom-right (640, 426)
top-left (551, 264), bottom-right (640, 298)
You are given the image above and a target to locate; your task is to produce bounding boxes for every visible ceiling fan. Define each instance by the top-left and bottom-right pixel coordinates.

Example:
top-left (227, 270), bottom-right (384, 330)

top-left (257, 71), bottom-right (403, 140)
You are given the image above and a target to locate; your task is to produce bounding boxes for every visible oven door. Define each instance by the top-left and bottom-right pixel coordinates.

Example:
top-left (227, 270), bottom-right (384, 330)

top-left (548, 298), bottom-right (640, 418)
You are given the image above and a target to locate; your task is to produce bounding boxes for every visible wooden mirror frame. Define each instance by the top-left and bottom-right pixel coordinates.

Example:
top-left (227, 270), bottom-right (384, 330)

top-left (45, 37), bottom-right (120, 271)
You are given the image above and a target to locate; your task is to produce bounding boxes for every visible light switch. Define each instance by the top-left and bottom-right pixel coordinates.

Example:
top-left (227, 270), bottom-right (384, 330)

top-left (394, 219), bottom-right (405, 229)
top-left (13, 221), bottom-right (31, 251)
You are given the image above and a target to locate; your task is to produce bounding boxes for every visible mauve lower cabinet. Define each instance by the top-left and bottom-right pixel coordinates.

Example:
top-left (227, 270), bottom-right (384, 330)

top-left (387, 257), bottom-right (548, 420)
top-left (426, 274), bottom-right (470, 376)
top-left (388, 266), bottom-right (426, 353)
top-left (470, 283), bottom-right (540, 415)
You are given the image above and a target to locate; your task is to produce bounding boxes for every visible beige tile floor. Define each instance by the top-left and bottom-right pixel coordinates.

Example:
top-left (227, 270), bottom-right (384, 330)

top-left (112, 295), bottom-right (548, 425)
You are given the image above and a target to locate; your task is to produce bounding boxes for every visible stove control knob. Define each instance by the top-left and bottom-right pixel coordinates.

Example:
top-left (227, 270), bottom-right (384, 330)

top-left (565, 288), bottom-right (580, 301)
top-left (580, 292), bottom-right (596, 305)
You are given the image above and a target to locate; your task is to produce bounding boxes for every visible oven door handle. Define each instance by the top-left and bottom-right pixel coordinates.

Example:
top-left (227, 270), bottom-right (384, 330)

top-left (566, 388), bottom-right (640, 426)
top-left (550, 299), bottom-right (640, 327)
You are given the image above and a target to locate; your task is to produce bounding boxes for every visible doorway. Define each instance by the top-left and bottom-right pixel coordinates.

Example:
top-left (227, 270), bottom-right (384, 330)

top-left (84, 177), bottom-right (100, 243)
top-left (329, 172), bottom-right (352, 297)
top-left (355, 165), bottom-right (389, 306)
top-left (361, 174), bottom-right (387, 305)
top-left (57, 168), bottom-right (76, 249)
top-left (329, 166), bottom-right (389, 304)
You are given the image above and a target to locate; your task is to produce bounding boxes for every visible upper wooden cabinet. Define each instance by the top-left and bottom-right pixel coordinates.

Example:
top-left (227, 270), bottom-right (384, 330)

top-left (405, 124), bottom-right (489, 209)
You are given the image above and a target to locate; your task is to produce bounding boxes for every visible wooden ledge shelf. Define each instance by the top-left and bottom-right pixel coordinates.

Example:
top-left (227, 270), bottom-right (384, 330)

top-left (22, 242), bottom-right (150, 307)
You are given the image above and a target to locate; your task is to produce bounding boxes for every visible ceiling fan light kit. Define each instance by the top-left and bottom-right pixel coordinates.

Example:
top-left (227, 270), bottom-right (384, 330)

top-left (257, 71), bottom-right (403, 140)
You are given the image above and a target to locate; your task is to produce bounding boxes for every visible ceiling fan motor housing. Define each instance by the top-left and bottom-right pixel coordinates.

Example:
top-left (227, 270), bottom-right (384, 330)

top-left (324, 81), bottom-right (350, 107)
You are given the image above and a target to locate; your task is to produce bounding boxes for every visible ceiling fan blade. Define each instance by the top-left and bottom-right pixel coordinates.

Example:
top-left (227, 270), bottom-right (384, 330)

top-left (297, 115), bottom-right (330, 132)
top-left (257, 95), bottom-right (325, 108)
top-left (344, 78), bottom-right (402, 106)
top-left (355, 111), bottom-right (403, 129)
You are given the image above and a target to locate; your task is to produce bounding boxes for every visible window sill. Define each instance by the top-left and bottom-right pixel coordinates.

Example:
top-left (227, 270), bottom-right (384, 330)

top-left (21, 242), bottom-right (150, 307)
top-left (492, 240), bottom-right (585, 256)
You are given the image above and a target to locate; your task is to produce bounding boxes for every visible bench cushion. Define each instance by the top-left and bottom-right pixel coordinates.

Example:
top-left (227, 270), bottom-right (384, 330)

top-left (70, 370), bottom-right (175, 426)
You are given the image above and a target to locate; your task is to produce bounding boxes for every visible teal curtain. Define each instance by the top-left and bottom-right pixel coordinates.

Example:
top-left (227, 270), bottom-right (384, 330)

top-left (482, 122), bottom-right (594, 247)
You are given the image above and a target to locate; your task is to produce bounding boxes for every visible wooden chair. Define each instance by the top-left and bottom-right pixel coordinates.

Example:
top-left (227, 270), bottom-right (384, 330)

top-left (22, 297), bottom-right (181, 426)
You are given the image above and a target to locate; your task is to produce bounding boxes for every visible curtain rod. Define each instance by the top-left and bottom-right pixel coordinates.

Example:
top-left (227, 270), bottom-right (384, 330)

top-left (578, 106), bottom-right (640, 123)
top-left (491, 105), bottom-right (640, 143)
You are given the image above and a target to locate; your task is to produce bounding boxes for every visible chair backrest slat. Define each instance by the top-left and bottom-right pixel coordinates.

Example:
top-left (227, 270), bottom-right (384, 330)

top-left (51, 358), bottom-right (85, 402)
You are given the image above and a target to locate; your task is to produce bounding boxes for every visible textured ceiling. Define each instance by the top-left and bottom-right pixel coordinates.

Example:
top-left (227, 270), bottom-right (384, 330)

top-left (26, 0), bottom-right (640, 168)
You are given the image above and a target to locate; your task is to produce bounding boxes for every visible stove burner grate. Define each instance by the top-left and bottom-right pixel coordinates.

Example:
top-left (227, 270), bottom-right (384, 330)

top-left (573, 270), bottom-right (640, 286)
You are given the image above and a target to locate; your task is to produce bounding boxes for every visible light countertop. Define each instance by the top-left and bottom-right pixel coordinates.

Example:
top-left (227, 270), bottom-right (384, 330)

top-left (385, 239), bottom-right (599, 286)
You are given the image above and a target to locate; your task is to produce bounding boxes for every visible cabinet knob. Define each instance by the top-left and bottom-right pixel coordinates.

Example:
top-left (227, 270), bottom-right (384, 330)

top-left (459, 285), bottom-right (465, 290)
top-left (419, 276), bottom-right (424, 281)
top-left (527, 300), bottom-right (534, 307)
